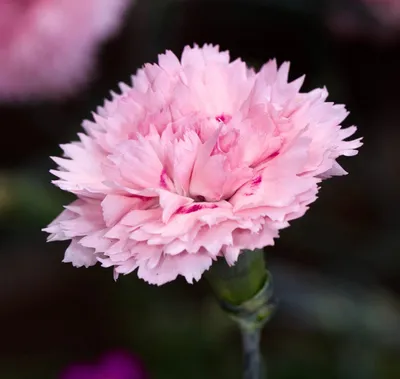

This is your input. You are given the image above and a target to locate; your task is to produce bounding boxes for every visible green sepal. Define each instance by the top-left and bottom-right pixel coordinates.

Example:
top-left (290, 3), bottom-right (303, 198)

top-left (205, 249), bottom-right (275, 330)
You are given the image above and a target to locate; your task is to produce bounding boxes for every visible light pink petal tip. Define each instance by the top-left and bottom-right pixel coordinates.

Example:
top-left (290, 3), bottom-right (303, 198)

top-left (44, 44), bottom-right (362, 285)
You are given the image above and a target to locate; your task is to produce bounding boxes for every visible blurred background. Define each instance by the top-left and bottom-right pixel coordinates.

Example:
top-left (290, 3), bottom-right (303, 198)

top-left (0, 0), bottom-right (399, 378)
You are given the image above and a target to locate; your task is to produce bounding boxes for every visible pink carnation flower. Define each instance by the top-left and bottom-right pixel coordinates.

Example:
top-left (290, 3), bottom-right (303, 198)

top-left (44, 45), bottom-right (362, 285)
top-left (0, 0), bottom-right (130, 101)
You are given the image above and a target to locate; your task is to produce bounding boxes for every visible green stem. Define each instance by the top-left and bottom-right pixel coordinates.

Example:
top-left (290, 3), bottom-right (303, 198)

top-left (205, 249), bottom-right (275, 379)
top-left (241, 326), bottom-right (264, 379)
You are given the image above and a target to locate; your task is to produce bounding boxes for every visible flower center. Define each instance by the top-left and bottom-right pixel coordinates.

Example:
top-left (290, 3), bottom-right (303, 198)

top-left (215, 114), bottom-right (232, 124)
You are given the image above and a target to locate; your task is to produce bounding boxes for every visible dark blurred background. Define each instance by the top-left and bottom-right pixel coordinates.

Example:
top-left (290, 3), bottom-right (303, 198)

top-left (1, 0), bottom-right (399, 378)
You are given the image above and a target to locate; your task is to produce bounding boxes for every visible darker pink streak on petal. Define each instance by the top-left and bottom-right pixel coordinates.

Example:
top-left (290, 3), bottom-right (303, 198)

top-left (215, 114), bottom-right (232, 123)
top-left (251, 175), bottom-right (262, 187)
top-left (177, 204), bottom-right (204, 214)
top-left (243, 175), bottom-right (262, 196)
top-left (160, 169), bottom-right (168, 188)
top-left (176, 203), bottom-right (218, 214)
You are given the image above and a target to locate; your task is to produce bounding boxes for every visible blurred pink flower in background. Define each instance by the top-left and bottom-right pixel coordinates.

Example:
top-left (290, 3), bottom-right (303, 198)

top-left (60, 351), bottom-right (147, 379)
top-left (44, 44), bottom-right (362, 285)
top-left (328, 0), bottom-right (400, 42)
top-left (0, 0), bottom-right (131, 101)
top-left (364, 0), bottom-right (400, 28)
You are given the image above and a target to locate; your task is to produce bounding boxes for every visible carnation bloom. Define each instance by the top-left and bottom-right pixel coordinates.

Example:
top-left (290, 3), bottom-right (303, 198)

top-left (44, 44), bottom-right (362, 285)
top-left (60, 351), bottom-right (147, 379)
top-left (0, 0), bottom-right (130, 101)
